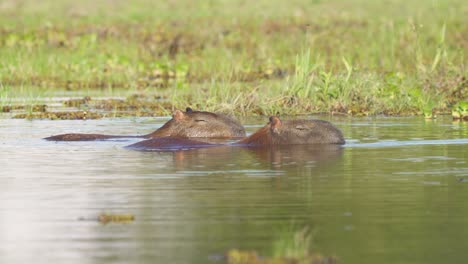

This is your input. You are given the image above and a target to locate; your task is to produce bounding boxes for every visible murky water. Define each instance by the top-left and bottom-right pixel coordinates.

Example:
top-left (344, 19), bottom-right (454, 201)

top-left (1, 115), bottom-right (467, 264)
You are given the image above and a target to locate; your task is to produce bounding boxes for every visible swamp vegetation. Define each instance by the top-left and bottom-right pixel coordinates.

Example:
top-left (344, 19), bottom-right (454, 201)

top-left (0, 2), bottom-right (467, 263)
top-left (0, 0), bottom-right (466, 118)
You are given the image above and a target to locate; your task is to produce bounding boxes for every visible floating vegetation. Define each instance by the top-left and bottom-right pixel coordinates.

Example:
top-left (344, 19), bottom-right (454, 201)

top-left (13, 111), bottom-right (103, 120)
top-left (98, 213), bottom-right (135, 224)
top-left (6, 94), bottom-right (175, 119)
top-left (272, 226), bottom-right (313, 259)
top-left (78, 213), bottom-right (135, 224)
top-left (63, 96), bottom-right (91, 107)
top-left (1, 104), bottom-right (47, 113)
top-left (109, 111), bottom-right (170, 118)
top-left (226, 249), bottom-right (337, 264)
top-left (226, 226), bottom-right (337, 264)
top-left (452, 102), bottom-right (468, 121)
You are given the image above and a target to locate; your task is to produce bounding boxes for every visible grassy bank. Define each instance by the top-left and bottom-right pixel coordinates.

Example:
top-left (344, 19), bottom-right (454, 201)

top-left (0, 0), bottom-right (466, 117)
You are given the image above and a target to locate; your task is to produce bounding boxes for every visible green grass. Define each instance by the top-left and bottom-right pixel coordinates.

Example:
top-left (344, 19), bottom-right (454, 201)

top-left (0, 0), bottom-right (466, 116)
top-left (271, 225), bottom-right (314, 259)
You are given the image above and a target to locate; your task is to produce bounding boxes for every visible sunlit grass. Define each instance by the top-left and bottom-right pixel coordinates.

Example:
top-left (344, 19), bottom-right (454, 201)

top-left (271, 225), bottom-right (314, 259)
top-left (0, 0), bottom-right (466, 116)
top-left (226, 224), bottom-right (336, 264)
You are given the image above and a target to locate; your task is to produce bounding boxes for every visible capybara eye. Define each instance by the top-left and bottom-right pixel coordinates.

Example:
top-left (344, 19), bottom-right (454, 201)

top-left (295, 126), bottom-right (306, 131)
top-left (195, 119), bottom-right (207, 122)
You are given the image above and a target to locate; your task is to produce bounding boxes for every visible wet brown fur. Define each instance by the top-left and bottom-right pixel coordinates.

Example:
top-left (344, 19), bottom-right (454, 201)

top-left (44, 108), bottom-right (246, 141)
top-left (127, 116), bottom-right (345, 150)
top-left (238, 116), bottom-right (345, 145)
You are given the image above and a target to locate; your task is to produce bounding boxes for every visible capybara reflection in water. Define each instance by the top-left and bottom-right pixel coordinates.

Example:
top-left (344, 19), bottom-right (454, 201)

top-left (44, 108), bottom-right (246, 141)
top-left (127, 116), bottom-right (345, 150)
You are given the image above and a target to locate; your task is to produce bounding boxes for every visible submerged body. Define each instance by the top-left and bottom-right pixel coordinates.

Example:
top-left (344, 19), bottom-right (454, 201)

top-left (44, 108), bottom-right (246, 141)
top-left (127, 137), bottom-right (221, 151)
top-left (126, 116), bottom-right (345, 150)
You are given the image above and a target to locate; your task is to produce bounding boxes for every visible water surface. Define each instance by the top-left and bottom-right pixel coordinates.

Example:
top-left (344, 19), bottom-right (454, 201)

top-left (1, 115), bottom-right (467, 264)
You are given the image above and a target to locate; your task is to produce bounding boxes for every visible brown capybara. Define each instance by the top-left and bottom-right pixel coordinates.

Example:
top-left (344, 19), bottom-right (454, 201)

top-left (44, 108), bottom-right (246, 141)
top-left (125, 116), bottom-right (345, 150)
top-left (237, 116), bottom-right (345, 145)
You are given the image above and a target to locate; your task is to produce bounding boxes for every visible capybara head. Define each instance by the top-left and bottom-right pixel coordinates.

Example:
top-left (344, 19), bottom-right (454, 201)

top-left (147, 107), bottom-right (246, 138)
top-left (239, 116), bottom-right (345, 145)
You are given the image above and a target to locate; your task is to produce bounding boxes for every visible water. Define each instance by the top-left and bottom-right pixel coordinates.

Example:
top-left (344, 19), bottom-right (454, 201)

top-left (1, 115), bottom-right (467, 264)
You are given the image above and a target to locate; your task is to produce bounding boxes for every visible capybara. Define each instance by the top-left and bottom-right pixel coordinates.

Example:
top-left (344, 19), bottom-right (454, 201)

top-left (125, 116), bottom-right (345, 150)
top-left (237, 116), bottom-right (345, 145)
top-left (44, 108), bottom-right (246, 141)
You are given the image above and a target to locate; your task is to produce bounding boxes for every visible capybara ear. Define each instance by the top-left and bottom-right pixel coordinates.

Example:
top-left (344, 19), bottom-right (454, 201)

top-left (173, 109), bottom-right (185, 121)
top-left (186, 107), bottom-right (193, 113)
top-left (269, 116), bottom-right (282, 133)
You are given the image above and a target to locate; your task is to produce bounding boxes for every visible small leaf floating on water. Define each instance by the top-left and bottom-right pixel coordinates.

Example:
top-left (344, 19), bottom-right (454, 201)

top-left (77, 213), bottom-right (135, 224)
top-left (98, 213), bottom-right (135, 224)
top-left (225, 249), bottom-right (260, 264)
